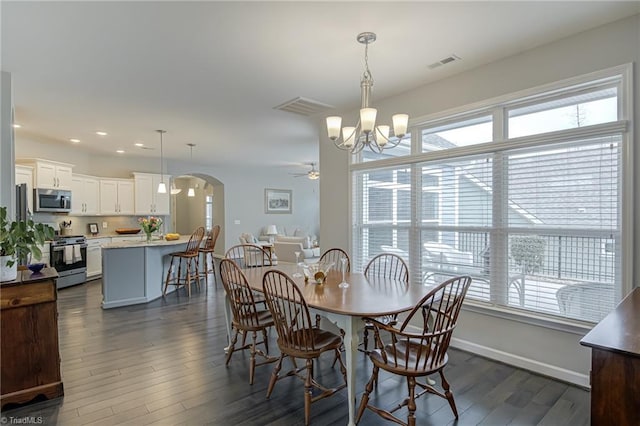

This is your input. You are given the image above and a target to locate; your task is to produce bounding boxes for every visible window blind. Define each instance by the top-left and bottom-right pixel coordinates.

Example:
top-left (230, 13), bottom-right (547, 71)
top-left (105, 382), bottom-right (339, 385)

top-left (351, 69), bottom-right (627, 324)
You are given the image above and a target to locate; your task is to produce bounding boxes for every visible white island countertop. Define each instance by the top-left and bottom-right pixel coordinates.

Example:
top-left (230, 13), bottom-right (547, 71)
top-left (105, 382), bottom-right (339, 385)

top-left (103, 236), bottom-right (191, 249)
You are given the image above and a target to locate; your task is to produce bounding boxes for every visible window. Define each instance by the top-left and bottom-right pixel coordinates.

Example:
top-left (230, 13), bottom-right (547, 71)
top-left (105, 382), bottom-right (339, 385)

top-left (422, 115), bottom-right (493, 152)
top-left (205, 195), bottom-right (213, 231)
top-left (508, 86), bottom-right (618, 138)
top-left (360, 134), bottom-right (412, 163)
top-left (351, 68), bottom-right (630, 324)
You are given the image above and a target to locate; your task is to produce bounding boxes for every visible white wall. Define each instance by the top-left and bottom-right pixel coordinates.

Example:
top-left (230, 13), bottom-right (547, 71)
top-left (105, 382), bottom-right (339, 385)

top-left (1, 72), bottom-right (15, 213)
top-left (169, 158), bottom-right (320, 253)
top-left (13, 133), bottom-right (321, 253)
top-left (319, 14), bottom-right (640, 385)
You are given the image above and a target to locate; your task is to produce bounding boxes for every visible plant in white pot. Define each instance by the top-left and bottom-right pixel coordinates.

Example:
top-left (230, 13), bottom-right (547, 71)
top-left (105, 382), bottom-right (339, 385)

top-left (0, 206), bottom-right (55, 282)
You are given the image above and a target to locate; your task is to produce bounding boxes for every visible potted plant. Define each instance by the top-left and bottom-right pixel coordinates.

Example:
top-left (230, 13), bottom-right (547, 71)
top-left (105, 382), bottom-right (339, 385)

top-left (0, 206), bottom-right (55, 282)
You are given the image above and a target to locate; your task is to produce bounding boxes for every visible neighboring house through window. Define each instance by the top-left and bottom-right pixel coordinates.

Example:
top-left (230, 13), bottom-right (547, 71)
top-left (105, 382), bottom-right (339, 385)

top-left (351, 65), bottom-right (632, 324)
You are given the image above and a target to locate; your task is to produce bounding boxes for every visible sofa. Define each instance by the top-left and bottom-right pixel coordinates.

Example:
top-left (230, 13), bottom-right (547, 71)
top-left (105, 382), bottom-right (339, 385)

top-left (273, 235), bottom-right (320, 263)
top-left (238, 233), bottom-right (278, 265)
top-left (240, 227), bottom-right (319, 263)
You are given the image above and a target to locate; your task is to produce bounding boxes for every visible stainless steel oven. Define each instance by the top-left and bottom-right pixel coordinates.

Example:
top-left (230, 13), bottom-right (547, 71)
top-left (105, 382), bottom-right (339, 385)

top-left (50, 235), bottom-right (87, 289)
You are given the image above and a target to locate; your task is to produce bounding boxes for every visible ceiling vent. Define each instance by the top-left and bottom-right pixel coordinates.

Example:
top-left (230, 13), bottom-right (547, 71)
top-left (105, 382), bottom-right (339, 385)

top-left (428, 54), bottom-right (461, 70)
top-left (274, 97), bottom-right (334, 116)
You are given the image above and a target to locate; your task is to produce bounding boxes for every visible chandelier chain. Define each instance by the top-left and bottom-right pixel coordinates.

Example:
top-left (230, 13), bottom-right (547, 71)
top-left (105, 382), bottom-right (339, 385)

top-left (363, 40), bottom-right (372, 81)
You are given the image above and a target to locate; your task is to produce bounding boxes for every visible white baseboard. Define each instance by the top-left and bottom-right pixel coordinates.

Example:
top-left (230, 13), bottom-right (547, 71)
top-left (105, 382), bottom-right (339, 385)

top-left (102, 297), bottom-right (147, 309)
top-left (450, 337), bottom-right (590, 388)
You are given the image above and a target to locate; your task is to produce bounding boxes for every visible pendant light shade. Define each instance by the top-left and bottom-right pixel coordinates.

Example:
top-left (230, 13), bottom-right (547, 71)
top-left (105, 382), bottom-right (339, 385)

top-left (156, 130), bottom-right (167, 193)
top-left (187, 143), bottom-right (196, 197)
top-left (170, 182), bottom-right (182, 195)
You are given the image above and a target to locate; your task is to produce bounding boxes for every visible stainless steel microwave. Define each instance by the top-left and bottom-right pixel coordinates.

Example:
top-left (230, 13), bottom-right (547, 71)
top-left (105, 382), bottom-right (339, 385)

top-left (34, 188), bottom-right (72, 213)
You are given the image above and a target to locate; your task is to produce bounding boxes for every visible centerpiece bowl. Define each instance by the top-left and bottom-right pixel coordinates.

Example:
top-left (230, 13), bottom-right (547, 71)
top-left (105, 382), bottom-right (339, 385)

top-left (302, 261), bottom-right (334, 284)
top-left (28, 263), bottom-right (46, 273)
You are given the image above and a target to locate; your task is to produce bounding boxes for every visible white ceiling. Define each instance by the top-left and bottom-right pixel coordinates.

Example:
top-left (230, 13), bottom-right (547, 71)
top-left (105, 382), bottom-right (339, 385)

top-left (3, 1), bottom-right (638, 169)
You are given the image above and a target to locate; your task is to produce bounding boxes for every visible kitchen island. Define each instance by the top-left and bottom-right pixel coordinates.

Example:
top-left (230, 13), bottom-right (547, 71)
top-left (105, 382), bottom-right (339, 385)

top-left (101, 237), bottom-right (190, 309)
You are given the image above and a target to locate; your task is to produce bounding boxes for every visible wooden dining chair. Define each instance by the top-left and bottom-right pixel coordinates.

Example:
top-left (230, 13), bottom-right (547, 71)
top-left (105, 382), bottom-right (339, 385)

top-left (219, 258), bottom-right (277, 384)
top-left (319, 248), bottom-right (350, 273)
top-left (163, 226), bottom-right (205, 298)
top-left (225, 244), bottom-right (274, 306)
top-left (198, 225), bottom-right (221, 289)
top-left (225, 244), bottom-right (274, 269)
top-left (356, 275), bottom-right (472, 426)
top-left (362, 253), bottom-right (409, 351)
top-left (262, 270), bottom-right (348, 426)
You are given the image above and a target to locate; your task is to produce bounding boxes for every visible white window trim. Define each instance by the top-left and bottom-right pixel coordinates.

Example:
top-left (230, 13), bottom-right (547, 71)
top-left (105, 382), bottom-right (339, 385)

top-left (349, 63), bottom-right (634, 326)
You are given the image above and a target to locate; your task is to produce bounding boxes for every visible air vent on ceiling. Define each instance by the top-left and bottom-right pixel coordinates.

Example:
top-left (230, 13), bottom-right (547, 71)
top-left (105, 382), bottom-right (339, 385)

top-left (428, 54), bottom-right (461, 70)
top-left (274, 97), bottom-right (334, 116)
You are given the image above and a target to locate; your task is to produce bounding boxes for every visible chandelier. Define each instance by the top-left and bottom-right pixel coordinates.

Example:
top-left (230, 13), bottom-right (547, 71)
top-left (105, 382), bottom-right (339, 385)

top-left (326, 32), bottom-right (409, 154)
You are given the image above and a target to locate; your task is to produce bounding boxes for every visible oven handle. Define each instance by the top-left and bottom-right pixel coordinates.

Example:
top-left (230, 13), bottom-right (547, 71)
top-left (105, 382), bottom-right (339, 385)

top-left (52, 244), bottom-right (88, 252)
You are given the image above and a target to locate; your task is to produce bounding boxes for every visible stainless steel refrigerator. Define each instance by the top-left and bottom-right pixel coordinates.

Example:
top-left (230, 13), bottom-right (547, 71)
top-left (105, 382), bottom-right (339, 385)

top-left (15, 183), bottom-right (29, 223)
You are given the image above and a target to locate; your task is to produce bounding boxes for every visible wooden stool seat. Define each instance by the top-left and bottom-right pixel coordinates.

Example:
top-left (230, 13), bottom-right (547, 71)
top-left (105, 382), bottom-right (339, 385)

top-left (163, 227), bottom-right (205, 298)
top-left (198, 225), bottom-right (221, 289)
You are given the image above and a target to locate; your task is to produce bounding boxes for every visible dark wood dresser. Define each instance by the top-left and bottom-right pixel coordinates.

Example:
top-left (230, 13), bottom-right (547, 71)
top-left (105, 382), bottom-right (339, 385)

top-left (0, 268), bottom-right (64, 409)
top-left (580, 287), bottom-right (640, 426)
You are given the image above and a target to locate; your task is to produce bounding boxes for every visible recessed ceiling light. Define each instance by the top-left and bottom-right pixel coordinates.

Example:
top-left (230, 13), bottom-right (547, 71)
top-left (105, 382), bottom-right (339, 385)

top-left (70, 138), bottom-right (80, 143)
top-left (134, 143), bottom-right (144, 147)
top-left (116, 150), bottom-right (125, 154)
top-left (96, 131), bottom-right (108, 136)
top-left (12, 124), bottom-right (21, 128)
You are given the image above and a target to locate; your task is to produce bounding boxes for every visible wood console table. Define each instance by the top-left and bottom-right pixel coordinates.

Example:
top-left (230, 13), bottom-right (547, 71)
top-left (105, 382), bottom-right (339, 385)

top-left (0, 268), bottom-right (64, 409)
top-left (580, 287), bottom-right (640, 426)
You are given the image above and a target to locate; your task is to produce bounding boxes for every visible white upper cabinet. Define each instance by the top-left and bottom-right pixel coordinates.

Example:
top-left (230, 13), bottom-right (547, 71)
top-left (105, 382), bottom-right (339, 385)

top-left (99, 179), bottom-right (134, 215)
top-left (71, 174), bottom-right (100, 215)
top-left (15, 165), bottom-right (34, 213)
top-left (18, 159), bottom-right (74, 190)
top-left (133, 173), bottom-right (170, 215)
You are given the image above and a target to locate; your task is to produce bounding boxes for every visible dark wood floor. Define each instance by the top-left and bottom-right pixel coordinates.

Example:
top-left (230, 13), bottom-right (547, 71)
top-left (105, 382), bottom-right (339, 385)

top-left (1, 276), bottom-right (590, 425)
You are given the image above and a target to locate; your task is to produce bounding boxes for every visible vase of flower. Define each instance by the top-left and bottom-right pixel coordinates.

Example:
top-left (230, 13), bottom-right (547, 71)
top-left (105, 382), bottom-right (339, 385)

top-left (138, 216), bottom-right (163, 243)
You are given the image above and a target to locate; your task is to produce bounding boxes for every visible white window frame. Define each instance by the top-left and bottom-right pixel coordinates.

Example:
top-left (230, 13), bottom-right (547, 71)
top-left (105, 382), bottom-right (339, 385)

top-left (349, 64), bottom-right (633, 331)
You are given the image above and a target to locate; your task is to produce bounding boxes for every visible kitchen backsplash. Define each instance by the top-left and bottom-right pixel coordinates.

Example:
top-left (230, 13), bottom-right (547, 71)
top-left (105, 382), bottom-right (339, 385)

top-left (32, 213), bottom-right (169, 236)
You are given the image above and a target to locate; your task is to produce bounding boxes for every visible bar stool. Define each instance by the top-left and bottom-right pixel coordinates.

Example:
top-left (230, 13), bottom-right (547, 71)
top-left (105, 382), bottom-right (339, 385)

top-left (198, 225), bottom-right (221, 289)
top-left (163, 226), bottom-right (205, 297)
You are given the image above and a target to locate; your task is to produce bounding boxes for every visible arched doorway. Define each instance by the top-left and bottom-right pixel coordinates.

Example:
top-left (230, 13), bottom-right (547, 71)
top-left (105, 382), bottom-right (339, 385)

top-left (170, 173), bottom-right (225, 252)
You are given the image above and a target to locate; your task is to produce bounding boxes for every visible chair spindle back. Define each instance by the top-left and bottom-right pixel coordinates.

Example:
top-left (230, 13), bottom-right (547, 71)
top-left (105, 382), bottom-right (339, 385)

top-left (263, 270), bottom-right (317, 352)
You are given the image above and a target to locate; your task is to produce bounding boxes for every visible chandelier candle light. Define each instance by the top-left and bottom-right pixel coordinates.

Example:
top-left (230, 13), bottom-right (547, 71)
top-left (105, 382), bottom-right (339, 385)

top-left (326, 32), bottom-right (409, 154)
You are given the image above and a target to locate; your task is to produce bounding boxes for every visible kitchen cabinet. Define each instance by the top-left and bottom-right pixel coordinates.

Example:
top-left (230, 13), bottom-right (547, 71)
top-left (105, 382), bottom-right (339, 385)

top-left (18, 159), bottom-right (73, 190)
top-left (99, 179), bottom-right (134, 215)
top-left (15, 165), bottom-right (33, 213)
top-left (133, 172), bottom-right (170, 215)
top-left (71, 174), bottom-right (100, 215)
top-left (87, 238), bottom-right (110, 278)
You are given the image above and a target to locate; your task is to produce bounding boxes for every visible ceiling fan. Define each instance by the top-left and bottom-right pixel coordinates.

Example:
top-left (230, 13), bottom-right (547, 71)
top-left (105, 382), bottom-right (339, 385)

top-left (290, 162), bottom-right (320, 180)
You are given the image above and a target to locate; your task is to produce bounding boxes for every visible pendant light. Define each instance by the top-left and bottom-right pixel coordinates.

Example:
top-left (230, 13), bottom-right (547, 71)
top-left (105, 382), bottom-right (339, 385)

top-left (170, 183), bottom-right (182, 195)
top-left (156, 130), bottom-right (167, 193)
top-left (187, 143), bottom-right (196, 197)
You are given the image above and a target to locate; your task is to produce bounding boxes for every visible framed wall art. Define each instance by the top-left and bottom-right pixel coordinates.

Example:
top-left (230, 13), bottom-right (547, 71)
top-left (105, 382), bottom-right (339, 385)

top-left (265, 188), bottom-right (292, 214)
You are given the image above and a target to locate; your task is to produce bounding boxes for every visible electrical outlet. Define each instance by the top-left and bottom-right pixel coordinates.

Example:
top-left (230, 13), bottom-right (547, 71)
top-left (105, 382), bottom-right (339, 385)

top-left (234, 219), bottom-right (241, 225)
top-left (102, 222), bottom-right (108, 229)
